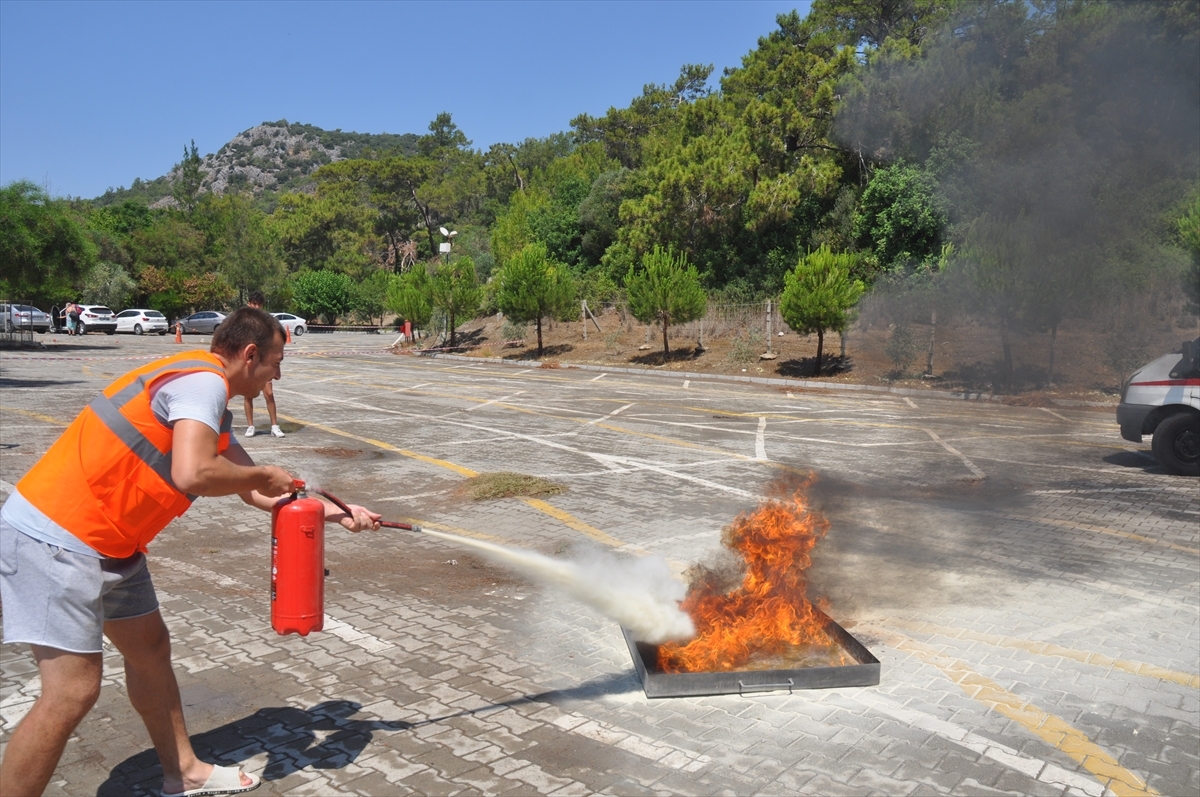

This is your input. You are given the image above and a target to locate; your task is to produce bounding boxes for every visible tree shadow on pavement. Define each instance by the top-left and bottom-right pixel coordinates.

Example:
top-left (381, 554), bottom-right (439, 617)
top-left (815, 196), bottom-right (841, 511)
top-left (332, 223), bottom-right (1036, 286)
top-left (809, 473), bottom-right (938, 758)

top-left (96, 674), bottom-right (639, 795)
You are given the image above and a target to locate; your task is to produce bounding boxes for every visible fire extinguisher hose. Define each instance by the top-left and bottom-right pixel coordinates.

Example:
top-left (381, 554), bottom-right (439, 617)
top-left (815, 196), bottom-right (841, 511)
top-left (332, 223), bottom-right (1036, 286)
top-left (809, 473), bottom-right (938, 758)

top-left (314, 488), bottom-right (421, 532)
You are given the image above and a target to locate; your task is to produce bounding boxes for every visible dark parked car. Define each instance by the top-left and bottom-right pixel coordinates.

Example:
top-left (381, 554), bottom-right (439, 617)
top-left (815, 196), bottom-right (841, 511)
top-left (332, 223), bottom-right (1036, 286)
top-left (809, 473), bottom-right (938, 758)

top-left (176, 311), bottom-right (227, 334)
top-left (76, 305), bottom-right (117, 334)
top-left (1, 303), bottom-right (52, 333)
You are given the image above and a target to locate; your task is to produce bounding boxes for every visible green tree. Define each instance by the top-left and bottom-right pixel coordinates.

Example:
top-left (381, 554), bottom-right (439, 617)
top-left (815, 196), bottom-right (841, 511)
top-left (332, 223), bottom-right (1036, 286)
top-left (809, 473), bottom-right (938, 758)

top-left (198, 193), bottom-right (284, 302)
top-left (80, 261), bottom-right (137, 309)
top-left (625, 245), bottom-right (707, 354)
top-left (427, 257), bottom-right (481, 347)
top-left (1179, 193), bottom-right (1200, 315)
top-left (495, 242), bottom-right (578, 357)
top-left (954, 213), bottom-right (1033, 390)
top-left (351, 269), bottom-right (393, 325)
top-left (0, 180), bottom-right (97, 300)
top-left (172, 140), bottom-right (204, 215)
top-left (853, 163), bottom-right (946, 272)
top-left (292, 270), bottom-right (353, 324)
top-left (385, 263), bottom-right (432, 333)
top-left (779, 245), bottom-right (865, 376)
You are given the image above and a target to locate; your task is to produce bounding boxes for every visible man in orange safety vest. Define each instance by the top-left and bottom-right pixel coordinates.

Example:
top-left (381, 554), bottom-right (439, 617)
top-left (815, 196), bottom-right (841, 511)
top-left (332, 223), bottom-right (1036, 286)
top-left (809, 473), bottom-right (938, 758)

top-left (0, 307), bottom-right (381, 797)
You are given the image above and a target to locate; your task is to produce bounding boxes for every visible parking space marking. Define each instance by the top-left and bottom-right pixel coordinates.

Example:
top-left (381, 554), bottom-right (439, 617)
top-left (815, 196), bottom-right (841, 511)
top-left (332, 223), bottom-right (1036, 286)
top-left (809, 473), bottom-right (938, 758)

top-left (465, 391), bottom-right (526, 411)
top-left (892, 620), bottom-right (1200, 688)
top-left (989, 511), bottom-right (1200, 556)
top-left (879, 629), bottom-right (1157, 797)
top-left (277, 412), bottom-right (631, 548)
top-left (0, 407), bottom-right (68, 426)
top-left (755, 416), bottom-right (767, 461)
top-left (922, 427), bottom-right (986, 479)
top-left (857, 692), bottom-right (1106, 797)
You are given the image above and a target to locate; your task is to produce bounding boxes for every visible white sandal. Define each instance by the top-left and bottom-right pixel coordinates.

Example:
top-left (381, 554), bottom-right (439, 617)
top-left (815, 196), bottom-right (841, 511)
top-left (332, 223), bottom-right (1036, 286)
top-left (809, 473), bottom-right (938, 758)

top-left (160, 764), bottom-right (260, 797)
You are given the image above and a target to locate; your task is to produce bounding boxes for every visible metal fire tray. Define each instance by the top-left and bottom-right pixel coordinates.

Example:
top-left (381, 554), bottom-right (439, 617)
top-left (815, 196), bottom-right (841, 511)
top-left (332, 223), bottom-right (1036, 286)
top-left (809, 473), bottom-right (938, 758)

top-left (622, 609), bottom-right (880, 698)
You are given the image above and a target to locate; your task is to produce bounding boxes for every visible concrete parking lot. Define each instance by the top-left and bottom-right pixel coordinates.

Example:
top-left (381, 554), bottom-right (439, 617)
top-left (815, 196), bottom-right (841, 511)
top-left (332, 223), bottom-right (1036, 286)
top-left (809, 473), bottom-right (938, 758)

top-left (2, 332), bottom-right (1197, 796)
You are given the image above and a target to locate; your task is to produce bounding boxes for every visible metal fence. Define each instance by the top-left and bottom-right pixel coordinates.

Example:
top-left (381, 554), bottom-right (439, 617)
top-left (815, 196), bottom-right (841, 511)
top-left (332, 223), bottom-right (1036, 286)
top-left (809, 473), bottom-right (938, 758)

top-left (579, 299), bottom-right (789, 349)
top-left (0, 298), bottom-right (48, 345)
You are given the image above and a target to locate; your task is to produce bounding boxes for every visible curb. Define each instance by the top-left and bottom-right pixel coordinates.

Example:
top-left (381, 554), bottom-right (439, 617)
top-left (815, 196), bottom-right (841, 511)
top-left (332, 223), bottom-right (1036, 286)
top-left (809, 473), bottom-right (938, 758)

top-left (406, 349), bottom-right (1036, 404)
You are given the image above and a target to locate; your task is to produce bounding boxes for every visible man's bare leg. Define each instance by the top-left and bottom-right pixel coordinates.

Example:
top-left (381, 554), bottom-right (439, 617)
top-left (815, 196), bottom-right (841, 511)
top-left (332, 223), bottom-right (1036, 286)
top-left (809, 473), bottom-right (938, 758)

top-left (103, 611), bottom-right (253, 795)
top-left (243, 396), bottom-right (255, 430)
top-left (0, 646), bottom-right (101, 797)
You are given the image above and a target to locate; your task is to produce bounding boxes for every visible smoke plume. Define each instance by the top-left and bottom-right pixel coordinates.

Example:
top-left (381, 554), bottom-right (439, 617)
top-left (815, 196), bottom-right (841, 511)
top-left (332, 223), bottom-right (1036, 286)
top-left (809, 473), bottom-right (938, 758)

top-left (420, 529), bottom-right (695, 643)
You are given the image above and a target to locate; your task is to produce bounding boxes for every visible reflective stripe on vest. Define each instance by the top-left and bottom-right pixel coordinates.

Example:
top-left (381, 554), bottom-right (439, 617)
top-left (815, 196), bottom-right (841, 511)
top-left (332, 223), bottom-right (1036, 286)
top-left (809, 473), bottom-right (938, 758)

top-left (15, 350), bottom-right (232, 557)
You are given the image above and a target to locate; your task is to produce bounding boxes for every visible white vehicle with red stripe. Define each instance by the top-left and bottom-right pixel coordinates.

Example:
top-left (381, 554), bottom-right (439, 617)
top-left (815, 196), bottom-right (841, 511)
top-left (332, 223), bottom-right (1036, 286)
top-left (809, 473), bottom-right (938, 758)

top-left (1117, 338), bottom-right (1200, 476)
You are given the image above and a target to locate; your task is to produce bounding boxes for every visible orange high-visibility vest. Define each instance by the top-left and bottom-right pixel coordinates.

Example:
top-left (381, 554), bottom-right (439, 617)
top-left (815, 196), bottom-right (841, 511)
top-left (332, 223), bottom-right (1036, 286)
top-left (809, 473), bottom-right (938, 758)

top-left (17, 350), bottom-right (233, 558)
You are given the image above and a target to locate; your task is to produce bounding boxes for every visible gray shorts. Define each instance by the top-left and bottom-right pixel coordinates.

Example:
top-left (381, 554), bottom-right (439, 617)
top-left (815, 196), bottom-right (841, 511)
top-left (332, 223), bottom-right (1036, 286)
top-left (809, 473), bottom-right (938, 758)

top-left (0, 518), bottom-right (159, 653)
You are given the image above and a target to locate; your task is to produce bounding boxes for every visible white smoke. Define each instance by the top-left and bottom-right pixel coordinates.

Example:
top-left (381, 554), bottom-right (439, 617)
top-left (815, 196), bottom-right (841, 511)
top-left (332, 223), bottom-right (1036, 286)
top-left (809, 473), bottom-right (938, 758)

top-left (419, 529), bottom-right (695, 643)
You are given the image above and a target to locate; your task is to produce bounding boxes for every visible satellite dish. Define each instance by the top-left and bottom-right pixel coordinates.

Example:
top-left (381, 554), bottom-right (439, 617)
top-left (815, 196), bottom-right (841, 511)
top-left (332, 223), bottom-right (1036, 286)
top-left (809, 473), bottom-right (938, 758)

top-left (439, 227), bottom-right (450, 236)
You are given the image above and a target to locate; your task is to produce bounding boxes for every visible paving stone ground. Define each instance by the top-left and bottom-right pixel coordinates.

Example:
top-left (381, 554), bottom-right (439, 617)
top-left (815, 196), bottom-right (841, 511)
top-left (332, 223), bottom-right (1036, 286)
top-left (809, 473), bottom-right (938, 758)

top-left (1, 333), bottom-right (1197, 796)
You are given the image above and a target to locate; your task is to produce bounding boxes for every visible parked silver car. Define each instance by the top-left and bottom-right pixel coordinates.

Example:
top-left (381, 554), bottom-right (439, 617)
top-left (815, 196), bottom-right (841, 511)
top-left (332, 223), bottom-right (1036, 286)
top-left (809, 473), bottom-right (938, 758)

top-left (115, 308), bottom-right (170, 335)
top-left (1, 303), bottom-right (52, 333)
top-left (176, 311), bottom-right (227, 334)
top-left (76, 305), bottom-right (117, 334)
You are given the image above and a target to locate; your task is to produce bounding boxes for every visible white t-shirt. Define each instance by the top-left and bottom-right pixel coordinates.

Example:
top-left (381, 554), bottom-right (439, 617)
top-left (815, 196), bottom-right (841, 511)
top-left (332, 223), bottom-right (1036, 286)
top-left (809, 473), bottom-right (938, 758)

top-left (1, 370), bottom-right (238, 557)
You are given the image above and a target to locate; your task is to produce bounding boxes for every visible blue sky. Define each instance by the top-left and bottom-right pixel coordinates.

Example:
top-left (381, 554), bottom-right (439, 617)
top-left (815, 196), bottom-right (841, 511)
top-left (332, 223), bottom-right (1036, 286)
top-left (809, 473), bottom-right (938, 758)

top-left (1, 0), bottom-right (809, 199)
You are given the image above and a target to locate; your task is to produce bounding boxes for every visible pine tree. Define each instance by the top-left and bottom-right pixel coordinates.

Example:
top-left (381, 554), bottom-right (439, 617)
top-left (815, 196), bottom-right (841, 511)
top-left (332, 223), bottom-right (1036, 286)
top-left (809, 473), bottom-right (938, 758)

top-left (385, 264), bottom-right (432, 334)
top-left (427, 257), bottom-right (481, 347)
top-left (779, 246), bottom-right (864, 376)
top-left (496, 242), bottom-right (577, 358)
top-left (625, 245), bottom-right (707, 354)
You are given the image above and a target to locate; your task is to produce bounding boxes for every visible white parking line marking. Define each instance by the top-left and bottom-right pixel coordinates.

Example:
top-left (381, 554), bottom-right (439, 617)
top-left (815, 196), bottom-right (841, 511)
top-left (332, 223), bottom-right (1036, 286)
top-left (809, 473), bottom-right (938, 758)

top-left (465, 391), bottom-right (526, 411)
top-left (683, 380), bottom-right (690, 389)
top-left (591, 373), bottom-right (607, 381)
top-left (755, 416), bottom-right (767, 461)
top-left (922, 428), bottom-right (986, 479)
top-left (903, 397), bottom-right (919, 409)
top-left (1038, 406), bottom-right (1071, 421)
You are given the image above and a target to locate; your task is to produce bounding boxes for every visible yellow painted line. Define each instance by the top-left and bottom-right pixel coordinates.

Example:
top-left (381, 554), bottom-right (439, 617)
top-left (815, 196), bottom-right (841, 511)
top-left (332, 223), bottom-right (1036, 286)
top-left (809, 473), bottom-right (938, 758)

top-left (520, 498), bottom-right (624, 547)
top-left (0, 407), bottom-right (69, 427)
top-left (895, 620), bottom-right (1200, 689)
top-left (1021, 514), bottom-right (1199, 556)
top-left (281, 414), bottom-right (478, 477)
top-left (880, 629), bottom-right (1156, 797)
top-left (276, 413), bottom-right (629, 547)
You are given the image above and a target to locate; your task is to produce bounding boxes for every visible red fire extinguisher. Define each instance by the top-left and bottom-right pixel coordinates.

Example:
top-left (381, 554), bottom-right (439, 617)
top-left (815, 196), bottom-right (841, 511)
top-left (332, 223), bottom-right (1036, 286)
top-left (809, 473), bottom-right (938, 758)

top-left (271, 480), bottom-right (326, 636)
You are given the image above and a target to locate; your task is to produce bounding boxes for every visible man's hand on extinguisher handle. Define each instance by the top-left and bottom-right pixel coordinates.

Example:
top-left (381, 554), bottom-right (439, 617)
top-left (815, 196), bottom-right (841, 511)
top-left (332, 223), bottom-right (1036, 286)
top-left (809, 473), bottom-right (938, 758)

top-left (326, 502), bottom-right (382, 532)
top-left (257, 465), bottom-right (296, 498)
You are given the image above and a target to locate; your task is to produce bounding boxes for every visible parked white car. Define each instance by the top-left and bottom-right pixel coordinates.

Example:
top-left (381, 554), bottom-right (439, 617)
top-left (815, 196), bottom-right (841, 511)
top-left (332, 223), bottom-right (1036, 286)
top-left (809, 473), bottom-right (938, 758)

top-left (271, 312), bottom-right (307, 336)
top-left (1117, 337), bottom-right (1200, 476)
top-left (75, 305), bottom-right (117, 334)
top-left (115, 308), bottom-right (170, 335)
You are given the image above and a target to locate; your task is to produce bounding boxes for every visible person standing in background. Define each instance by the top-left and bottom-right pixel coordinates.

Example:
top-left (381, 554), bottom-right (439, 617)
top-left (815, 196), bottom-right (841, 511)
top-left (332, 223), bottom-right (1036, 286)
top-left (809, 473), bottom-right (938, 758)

top-left (243, 291), bottom-right (284, 438)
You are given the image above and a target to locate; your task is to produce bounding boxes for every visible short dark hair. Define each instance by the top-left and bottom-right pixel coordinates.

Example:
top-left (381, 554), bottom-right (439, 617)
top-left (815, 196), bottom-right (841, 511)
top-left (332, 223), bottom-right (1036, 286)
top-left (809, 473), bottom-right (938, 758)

top-left (211, 307), bottom-right (284, 357)
top-left (247, 290), bottom-right (266, 307)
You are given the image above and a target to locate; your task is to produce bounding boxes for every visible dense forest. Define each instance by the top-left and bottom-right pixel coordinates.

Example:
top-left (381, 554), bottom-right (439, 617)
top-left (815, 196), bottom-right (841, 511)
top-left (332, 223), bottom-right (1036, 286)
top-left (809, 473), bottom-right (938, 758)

top-left (3, 0), bottom-right (1197, 385)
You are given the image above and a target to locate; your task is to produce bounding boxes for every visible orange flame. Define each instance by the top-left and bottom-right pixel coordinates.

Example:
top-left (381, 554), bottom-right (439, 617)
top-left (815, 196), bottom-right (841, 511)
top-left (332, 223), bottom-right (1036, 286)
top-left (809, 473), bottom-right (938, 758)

top-left (657, 476), bottom-right (840, 673)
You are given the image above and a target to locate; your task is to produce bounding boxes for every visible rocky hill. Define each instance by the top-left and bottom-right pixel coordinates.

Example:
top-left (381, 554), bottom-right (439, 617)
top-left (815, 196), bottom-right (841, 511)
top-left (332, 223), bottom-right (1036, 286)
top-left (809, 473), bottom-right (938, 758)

top-left (93, 121), bottom-right (419, 210)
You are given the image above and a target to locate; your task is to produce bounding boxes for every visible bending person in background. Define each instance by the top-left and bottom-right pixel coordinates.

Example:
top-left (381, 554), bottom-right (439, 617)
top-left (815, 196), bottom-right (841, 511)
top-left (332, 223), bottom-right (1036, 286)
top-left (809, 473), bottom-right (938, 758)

top-left (0, 307), bottom-right (381, 797)
top-left (242, 291), bottom-right (283, 438)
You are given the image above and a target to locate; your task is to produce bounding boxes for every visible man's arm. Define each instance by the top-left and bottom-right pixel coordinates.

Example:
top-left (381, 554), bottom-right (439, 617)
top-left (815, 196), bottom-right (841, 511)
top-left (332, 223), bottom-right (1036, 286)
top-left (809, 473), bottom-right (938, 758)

top-left (171, 419), bottom-right (294, 499)
top-left (220, 442), bottom-right (382, 531)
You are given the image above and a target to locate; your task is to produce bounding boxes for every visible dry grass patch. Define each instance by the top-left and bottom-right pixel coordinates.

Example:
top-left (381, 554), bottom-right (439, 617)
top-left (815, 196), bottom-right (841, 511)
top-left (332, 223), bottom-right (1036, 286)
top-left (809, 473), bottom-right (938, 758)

top-left (460, 472), bottom-right (567, 500)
